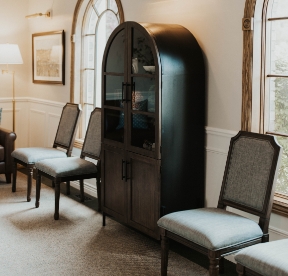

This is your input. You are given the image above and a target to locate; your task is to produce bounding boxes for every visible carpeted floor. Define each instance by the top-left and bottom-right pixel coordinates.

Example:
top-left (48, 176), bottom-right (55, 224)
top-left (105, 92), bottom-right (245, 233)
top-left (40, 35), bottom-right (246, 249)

top-left (0, 171), bottom-right (237, 276)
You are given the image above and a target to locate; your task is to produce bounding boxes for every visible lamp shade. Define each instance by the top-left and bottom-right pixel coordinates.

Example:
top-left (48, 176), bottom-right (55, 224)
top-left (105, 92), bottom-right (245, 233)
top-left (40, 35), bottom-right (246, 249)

top-left (0, 44), bottom-right (23, 64)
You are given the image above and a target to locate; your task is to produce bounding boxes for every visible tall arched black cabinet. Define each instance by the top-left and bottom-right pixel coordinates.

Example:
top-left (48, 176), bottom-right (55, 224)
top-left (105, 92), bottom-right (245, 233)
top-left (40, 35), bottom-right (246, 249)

top-left (101, 21), bottom-right (205, 239)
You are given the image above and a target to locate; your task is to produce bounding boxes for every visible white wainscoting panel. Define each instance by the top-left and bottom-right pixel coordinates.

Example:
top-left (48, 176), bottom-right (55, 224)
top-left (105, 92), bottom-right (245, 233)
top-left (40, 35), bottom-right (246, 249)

top-left (27, 99), bottom-right (65, 147)
top-left (0, 98), bottom-right (13, 131)
top-left (29, 109), bottom-right (46, 147)
top-left (47, 113), bottom-right (61, 147)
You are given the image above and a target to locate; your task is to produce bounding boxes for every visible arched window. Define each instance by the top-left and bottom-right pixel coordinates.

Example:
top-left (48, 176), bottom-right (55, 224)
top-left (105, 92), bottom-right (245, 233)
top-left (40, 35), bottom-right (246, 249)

top-left (242, 0), bottom-right (288, 213)
top-left (71, 0), bottom-right (124, 143)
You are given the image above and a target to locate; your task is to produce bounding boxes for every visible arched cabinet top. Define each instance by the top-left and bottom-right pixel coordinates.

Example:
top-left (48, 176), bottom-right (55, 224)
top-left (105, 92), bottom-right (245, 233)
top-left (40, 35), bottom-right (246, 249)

top-left (103, 21), bottom-right (204, 77)
top-left (138, 22), bottom-right (204, 76)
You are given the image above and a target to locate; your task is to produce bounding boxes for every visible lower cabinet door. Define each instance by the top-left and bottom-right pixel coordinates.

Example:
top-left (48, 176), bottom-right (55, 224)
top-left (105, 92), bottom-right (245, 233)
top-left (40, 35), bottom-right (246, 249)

top-left (126, 152), bottom-right (161, 239)
top-left (102, 145), bottom-right (127, 223)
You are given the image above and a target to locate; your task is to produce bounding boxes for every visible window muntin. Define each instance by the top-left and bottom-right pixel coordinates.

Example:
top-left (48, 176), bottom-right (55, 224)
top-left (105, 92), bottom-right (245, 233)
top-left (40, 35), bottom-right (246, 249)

top-left (266, 0), bottom-right (288, 195)
top-left (81, 0), bottom-right (121, 135)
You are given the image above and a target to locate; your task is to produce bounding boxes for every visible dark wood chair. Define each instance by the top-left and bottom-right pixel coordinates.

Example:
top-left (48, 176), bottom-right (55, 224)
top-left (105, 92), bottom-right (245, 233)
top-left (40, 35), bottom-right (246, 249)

top-left (235, 238), bottom-right (288, 275)
top-left (157, 131), bottom-right (282, 276)
top-left (34, 108), bottom-right (101, 220)
top-left (11, 103), bottom-right (81, 202)
top-left (0, 127), bottom-right (16, 183)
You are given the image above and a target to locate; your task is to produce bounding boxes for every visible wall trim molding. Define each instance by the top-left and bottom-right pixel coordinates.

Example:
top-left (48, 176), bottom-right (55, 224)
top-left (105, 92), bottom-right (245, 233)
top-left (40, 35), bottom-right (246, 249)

top-left (205, 126), bottom-right (238, 137)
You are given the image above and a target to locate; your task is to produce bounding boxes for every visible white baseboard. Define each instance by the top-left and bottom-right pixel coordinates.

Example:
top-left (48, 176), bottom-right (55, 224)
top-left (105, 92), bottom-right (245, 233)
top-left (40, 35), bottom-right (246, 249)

top-left (70, 180), bottom-right (98, 198)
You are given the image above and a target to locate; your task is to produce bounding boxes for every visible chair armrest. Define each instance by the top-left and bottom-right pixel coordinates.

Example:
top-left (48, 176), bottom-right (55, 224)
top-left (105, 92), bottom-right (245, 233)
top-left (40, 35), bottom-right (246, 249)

top-left (0, 127), bottom-right (17, 174)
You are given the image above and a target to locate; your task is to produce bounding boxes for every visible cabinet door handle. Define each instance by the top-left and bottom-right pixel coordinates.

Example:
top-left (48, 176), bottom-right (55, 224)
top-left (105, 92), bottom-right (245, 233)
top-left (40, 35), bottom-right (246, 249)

top-left (125, 161), bottom-right (130, 182)
top-left (122, 82), bottom-right (131, 103)
top-left (122, 159), bottom-right (126, 180)
top-left (121, 82), bottom-right (125, 103)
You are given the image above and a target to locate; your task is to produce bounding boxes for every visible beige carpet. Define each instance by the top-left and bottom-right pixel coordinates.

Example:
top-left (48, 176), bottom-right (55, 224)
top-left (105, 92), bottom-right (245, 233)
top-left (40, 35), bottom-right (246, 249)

top-left (0, 172), bottom-right (208, 276)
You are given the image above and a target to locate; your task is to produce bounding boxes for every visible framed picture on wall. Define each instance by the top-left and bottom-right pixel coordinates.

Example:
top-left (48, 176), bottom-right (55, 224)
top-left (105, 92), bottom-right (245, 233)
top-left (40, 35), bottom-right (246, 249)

top-left (32, 30), bottom-right (65, 85)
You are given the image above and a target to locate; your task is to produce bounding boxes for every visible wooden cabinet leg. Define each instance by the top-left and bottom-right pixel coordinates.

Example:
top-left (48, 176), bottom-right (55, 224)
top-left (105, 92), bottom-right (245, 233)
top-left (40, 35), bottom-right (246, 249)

top-left (96, 175), bottom-right (101, 212)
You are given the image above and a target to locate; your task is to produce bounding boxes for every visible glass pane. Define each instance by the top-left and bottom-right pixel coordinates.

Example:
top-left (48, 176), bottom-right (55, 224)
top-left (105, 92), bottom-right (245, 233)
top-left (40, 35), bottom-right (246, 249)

top-left (108, 0), bottom-right (118, 13)
top-left (131, 114), bottom-right (155, 150)
top-left (84, 35), bottom-right (95, 68)
top-left (94, 0), bottom-right (107, 15)
top-left (274, 135), bottom-right (288, 195)
top-left (269, 20), bottom-right (288, 75)
top-left (268, 77), bottom-right (288, 133)
top-left (271, 0), bottom-right (288, 18)
top-left (96, 10), bottom-right (118, 107)
top-left (84, 70), bottom-right (94, 104)
top-left (132, 77), bottom-right (155, 112)
top-left (104, 108), bottom-right (124, 143)
top-left (86, 9), bottom-right (98, 34)
top-left (132, 28), bottom-right (155, 75)
top-left (105, 29), bottom-right (125, 73)
top-left (105, 75), bottom-right (124, 106)
top-left (84, 104), bottom-right (94, 131)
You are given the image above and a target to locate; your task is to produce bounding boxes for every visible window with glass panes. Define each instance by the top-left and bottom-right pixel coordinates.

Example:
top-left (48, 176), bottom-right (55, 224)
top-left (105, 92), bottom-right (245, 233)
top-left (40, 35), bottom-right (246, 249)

top-left (81, 0), bottom-right (122, 137)
top-left (265, 0), bottom-right (288, 196)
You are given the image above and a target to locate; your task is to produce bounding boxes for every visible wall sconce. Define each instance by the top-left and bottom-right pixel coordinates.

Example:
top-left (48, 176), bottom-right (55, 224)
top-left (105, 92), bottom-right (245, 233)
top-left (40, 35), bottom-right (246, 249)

top-left (0, 44), bottom-right (23, 132)
top-left (25, 11), bottom-right (51, 19)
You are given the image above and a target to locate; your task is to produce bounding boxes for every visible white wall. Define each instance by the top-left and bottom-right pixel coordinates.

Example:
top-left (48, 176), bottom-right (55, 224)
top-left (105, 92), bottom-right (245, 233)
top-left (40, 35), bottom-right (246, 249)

top-left (122, 0), bottom-right (245, 131)
top-left (26, 0), bottom-right (78, 103)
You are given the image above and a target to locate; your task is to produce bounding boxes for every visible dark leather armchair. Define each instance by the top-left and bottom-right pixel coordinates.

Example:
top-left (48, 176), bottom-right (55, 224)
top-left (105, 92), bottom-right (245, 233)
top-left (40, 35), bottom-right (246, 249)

top-left (0, 127), bottom-right (16, 183)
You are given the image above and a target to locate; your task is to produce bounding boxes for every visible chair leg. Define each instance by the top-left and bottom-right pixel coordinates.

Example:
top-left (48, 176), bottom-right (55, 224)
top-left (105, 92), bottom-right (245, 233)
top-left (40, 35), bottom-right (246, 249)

top-left (208, 251), bottom-right (220, 276)
top-left (66, 181), bottom-right (70, 195)
top-left (5, 173), bottom-right (11, 183)
top-left (35, 173), bottom-right (41, 208)
top-left (161, 234), bottom-right (169, 276)
top-left (12, 160), bottom-right (17, 192)
top-left (80, 179), bottom-right (84, 202)
top-left (52, 180), bottom-right (55, 188)
top-left (102, 212), bottom-right (106, 226)
top-left (236, 263), bottom-right (245, 276)
top-left (96, 175), bottom-right (101, 212)
top-left (219, 257), bottom-right (224, 274)
top-left (27, 167), bottom-right (33, 202)
top-left (54, 180), bottom-right (61, 220)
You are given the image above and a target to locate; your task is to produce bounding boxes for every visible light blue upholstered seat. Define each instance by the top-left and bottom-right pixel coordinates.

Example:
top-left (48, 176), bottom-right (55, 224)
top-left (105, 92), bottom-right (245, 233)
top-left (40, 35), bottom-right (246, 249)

top-left (235, 239), bottom-right (288, 276)
top-left (11, 103), bottom-right (81, 202)
top-left (12, 147), bottom-right (67, 164)
top-left (35, 157), bottom-right (97, 178)
top-left (158, 208), bottom-right (263, 251)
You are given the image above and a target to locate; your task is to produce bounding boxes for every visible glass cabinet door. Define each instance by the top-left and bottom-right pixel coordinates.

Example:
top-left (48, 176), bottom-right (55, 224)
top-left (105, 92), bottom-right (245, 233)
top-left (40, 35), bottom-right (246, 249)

top-left (130, 77), bottom-right (156, 151)
top-left (105, 29), bottom-right (125, 73)
top-left (129, 27), bottom-right (157, 152)
top-left (131, 28), bottom-right (155, 75)
top-left (103, 24), bottom-right (158, 154)
top-left (103, 28), bottom-right (126, 144)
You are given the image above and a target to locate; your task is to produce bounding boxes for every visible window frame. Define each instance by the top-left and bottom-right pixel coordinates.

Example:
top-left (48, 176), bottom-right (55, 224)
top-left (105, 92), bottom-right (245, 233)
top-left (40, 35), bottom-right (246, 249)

top-left (70, 0), bottom-right (124, 148)
top-left (242, 0), bottom-right (288, 217)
